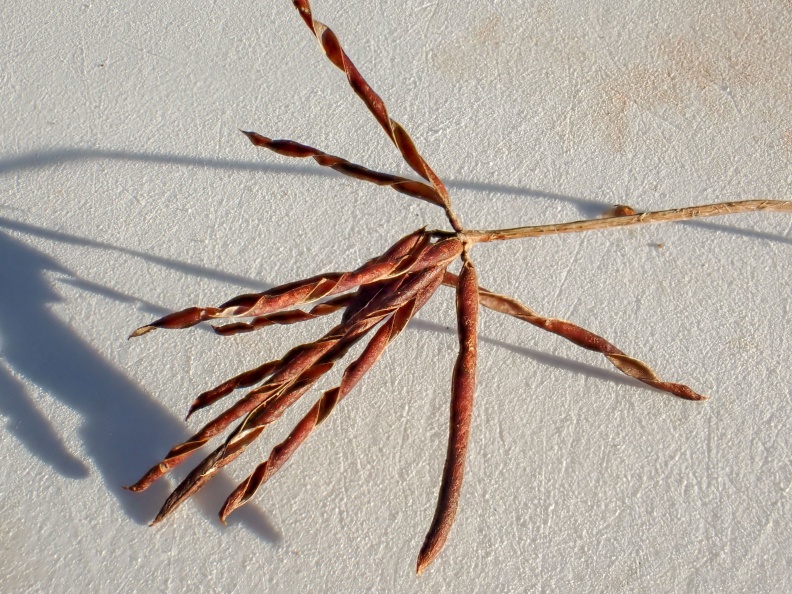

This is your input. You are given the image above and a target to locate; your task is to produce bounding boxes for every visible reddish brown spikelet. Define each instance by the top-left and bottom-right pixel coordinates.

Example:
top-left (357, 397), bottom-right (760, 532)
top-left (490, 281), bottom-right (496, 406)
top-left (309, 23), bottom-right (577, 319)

top-left (148, 267), bottom-right (447, 523)
top-left (128, 228), bottom-right (431, 337)
top-left (417, 257), bottom-right (479, 574)
top-left (290, 0), bottom-right (459, 230)
top-left (443, 272), bottom-right (706, 401)
top-left (241, 131), bottom-right (444, 207)
top-left (219, 271), bottom-right (443, 522)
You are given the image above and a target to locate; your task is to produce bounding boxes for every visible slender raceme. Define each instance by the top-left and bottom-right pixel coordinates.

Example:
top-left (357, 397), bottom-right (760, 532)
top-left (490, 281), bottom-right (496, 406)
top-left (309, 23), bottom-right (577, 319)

top-left (125, 0), bottom-right (791, 577)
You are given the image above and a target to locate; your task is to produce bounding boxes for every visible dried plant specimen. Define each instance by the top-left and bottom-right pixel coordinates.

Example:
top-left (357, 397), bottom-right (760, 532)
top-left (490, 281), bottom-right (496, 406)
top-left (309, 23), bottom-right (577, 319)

top-left (127, 0), bottom-right (792, 574)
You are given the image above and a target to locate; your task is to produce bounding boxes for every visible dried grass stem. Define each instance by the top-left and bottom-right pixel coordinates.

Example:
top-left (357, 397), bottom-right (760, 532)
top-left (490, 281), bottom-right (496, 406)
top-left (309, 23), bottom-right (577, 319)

top-left (460, 200), bottom-right (792, 243)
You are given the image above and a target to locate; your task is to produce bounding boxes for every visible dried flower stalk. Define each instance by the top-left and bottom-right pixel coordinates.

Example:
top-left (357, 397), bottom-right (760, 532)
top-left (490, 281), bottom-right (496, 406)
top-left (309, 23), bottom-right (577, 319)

top-left (127, 0), bottom-right (792, 575)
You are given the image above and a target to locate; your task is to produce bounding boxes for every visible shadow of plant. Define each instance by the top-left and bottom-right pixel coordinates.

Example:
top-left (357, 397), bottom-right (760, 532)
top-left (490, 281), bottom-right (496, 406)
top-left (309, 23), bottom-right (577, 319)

top-left (0, 225), bottom-right (280, 543)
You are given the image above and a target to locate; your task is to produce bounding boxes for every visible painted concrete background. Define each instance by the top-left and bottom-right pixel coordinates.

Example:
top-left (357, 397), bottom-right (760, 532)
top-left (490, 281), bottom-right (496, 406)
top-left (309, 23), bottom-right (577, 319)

top-left (1, 1), bottom-right (790, 591)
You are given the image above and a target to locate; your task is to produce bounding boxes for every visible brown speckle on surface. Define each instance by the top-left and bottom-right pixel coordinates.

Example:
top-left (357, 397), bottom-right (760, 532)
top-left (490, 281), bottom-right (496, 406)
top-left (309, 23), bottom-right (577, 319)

top-left (596, 7), bottom-right (791, 153)
top-left (598, 65), bottom-right (678, 153)
top-left (433, 13), bottom-right (509, 82)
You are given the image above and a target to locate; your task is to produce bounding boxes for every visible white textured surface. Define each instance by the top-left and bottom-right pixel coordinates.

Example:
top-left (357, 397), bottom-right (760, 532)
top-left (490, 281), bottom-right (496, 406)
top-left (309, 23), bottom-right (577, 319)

top-left (1, 1), bottom-right (791, 592)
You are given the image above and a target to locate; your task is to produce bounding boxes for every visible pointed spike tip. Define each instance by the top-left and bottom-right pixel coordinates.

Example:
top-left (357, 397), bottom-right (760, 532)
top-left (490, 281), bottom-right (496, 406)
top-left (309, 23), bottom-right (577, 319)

top-left (416, 554), bottom-right (428, 576)
top-left (128, 325), bottom-right (154, 339)
top-left (123, 479), bottom-right (143, 492)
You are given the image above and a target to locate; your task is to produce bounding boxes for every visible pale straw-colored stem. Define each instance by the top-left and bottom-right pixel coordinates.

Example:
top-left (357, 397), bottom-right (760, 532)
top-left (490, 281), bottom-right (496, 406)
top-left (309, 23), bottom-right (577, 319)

top-left (461, 200), bottom-right (792, 244)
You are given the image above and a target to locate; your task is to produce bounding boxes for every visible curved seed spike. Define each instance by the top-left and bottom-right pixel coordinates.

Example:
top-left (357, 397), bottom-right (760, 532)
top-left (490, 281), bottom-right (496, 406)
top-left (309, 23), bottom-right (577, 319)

top-left (290, 0), bottom-right (455, 217)
top-left (129, 229), bottom-right (450, 337)
top-left (442, 272), bottom-right (706, 401)
top-left (219, 268), bottom-right (446, 521)
top-left (241, 131), bottom-right (443, 208)
top-left (417, 257), bottom-right (479, 574)
top-left (185, 359), bottom-right (283, 419)
top-left (157, 267), bottom-right (448, 518)
top-left (134, 265), bottom-right (443, 500)
top-left (211, 294), bottom-right (354, 337)
top-left (153, 314), bottom-right (385, 520)
top-left (126, 332), bottom-right (345, 492)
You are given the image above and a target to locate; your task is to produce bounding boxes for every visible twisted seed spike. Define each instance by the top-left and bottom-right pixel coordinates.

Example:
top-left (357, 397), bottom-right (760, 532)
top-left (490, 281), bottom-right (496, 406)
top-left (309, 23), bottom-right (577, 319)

top-left (128, 275), bottom-right (340, 337)
top-left (153, 315), bottom-right (390, 523)
top-left (129, 229), bottom-right (428, 337)
top-left (143, 267), bottom-right (443, 511)
top-left (417, 257), bottom-right (479, 575)
top-left (290, 0), bottom-right (454, 213)
top-left (150, 424), bottom-right (267, 526)
top-left (185, 358), bottom-right (283, 419)
top-left (442, 272), bottom-right (706, 401)
top-left (127, 328), bottom-right (351, 492)
top-left (528, 320), bottom-right (704, 399)
top-left (211, 294), bottom-right (355, 337)
top-left (219, 267), bottom-right (446, 521)
top-left (131, 232), bottom-right (460, 341)
top-left (241, 131), bottom-right (443, 207)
